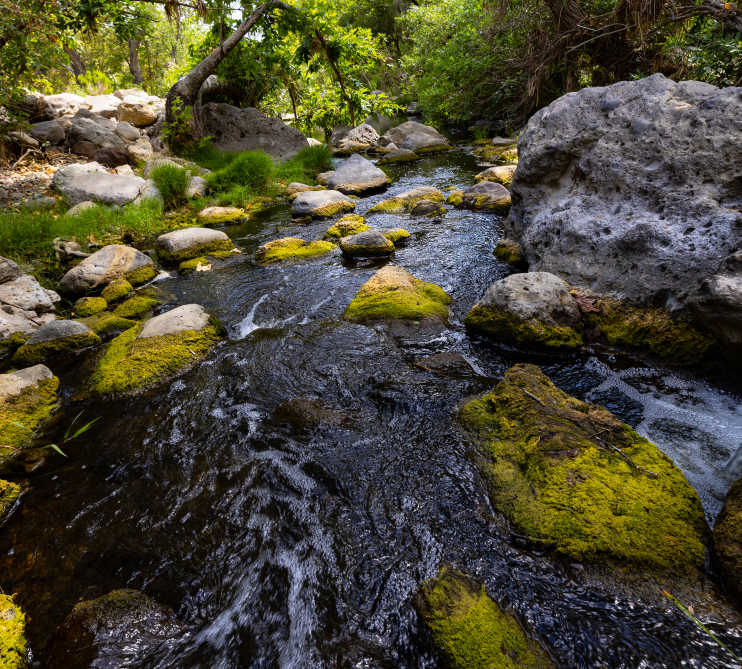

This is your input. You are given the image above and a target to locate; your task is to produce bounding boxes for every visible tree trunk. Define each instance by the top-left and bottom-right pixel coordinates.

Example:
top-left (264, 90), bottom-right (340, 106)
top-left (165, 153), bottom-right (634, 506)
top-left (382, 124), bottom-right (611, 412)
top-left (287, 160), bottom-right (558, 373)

top-left (63, 45), bottom-right (86, 85)
top-left (165, 0), bottom-right (292, 145)
top-left (128, 40), bottom-right (144, 84)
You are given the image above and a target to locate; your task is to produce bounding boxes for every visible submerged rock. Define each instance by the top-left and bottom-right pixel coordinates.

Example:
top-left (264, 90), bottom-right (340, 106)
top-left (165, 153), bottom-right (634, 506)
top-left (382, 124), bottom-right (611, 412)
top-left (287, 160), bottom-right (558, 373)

top-left (416, 568), bottom-right (554, 669)
top-left (713, 476), bottom-right (742, 607)
top-left (0, 594), bottom-right (26, 669)
top-left (339, 230), bottom-right (395, 259)
top-left (92, 304), bottom-right (225, 394)
top-left (323, 215), bottom-right (370, 240)
top-left (377, 148), bottom-right (419, 165)
top-left (459, 182), bottom-right (511, 213)
top-left (291, 190), bottom-right (355, 218)
top-left (344, 265), bottom-right (451, 322)
top-left (12, 320), bottom-right (101, 365)
top-left (474, 164), bottom-right (517, 187)
top-left (460, 363), bottom-right (708, 567)
top-left (47, 589), bottom-right (185, 669)
top-left (326, 154), bottom-right (390, 195)
top-left (155, 228), bottom-right (232, 265)
top-left (411, 199), bottom-right (445, 217)
top-left (465, 272), bottom-right (583, 350)
top-left (60, 245), bottom-right (155, 294)
top-left (255, 237), bottom-right (334, 263)
top-left (367, 186), bottom-right (444, 214)
top-left (0, 479), bottom-right (20, 522)
top-left (271, 397), bottom-right (353, 431)
top-left (376, 227), bottom-right (411, 244)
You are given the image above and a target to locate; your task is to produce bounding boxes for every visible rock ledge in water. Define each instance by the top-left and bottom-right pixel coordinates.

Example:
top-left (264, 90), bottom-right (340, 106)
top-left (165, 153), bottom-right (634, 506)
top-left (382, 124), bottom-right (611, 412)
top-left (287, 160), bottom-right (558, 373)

top-left (0, 365), bottom-right (58, 452)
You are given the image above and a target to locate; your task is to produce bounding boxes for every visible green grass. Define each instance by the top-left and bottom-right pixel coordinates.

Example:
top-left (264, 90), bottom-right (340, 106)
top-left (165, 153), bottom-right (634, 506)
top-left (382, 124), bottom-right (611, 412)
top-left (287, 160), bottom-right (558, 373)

top-left (206, 151), bottom-right (274, 193)
top-left (151, 164), bottom-right (191, 210)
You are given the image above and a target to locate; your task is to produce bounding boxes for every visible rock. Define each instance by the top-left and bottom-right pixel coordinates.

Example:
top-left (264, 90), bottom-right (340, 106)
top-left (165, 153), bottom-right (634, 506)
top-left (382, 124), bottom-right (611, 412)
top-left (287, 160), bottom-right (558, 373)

top-left (73, 297), bottom-right (107, 317)
top-left (92, 305), bottom-right (224, 394)
top-left (29, 120), bottom-right (65, 145)
top-left (94, 146), bottom-right (128, 167)
top-left (17, 93), bottom-right (54, 122)
top-left (323, 215), bottom-right (370, 240)
top-left (198, 207), bottom-right (246, 225)
top-left (113, 88), bottom-right (148, 100)
top-left (379, 121), bottom-right (446, 148)
top-left (0, 307), bottom-right (56, 343)
top-left (187, 176), bottom-right (207, 198)
top-left (78, 312), bottom-right (138, 336)
top-left (417, 568), bottom-right (555, 669)
top-left (316, 171), bottom-right (335, 186)
top-left (367, 186), bottom-right (444, 214)
top-left (21, 196), bottom-right (56, 212)
top-left (84, 94), bottom-right (121, 119)
top-left (59, 173), bottom-right (146, 207)
top-left (406, 102), bottom-right (419, 114)
top-left (100, 278), bottom-right (133, 303)
top-left (0, 275), bottom-right (60, 313)
top-left (114, 164), bottom-right (135, 177)
top-left (475, 164), bottom-right (517, 187)
top-left (399, 132), bottom-right (450, 153)
top-left (377, 148), bottom-right (420, 165)
top-left (54, 240), bottom-right (89, 261)
top-left (53, 162), bottom-right (107, 191)
top-left (0, 364), bottom-right (53, 401)
top-left (491, 136), bottom-right (518, 147)
top-left (113, 295), bottom-right (161, 320)
top-left (339, 230), bottom-right (394, 258)
top-left (331, 126), bottom-right (351, 146)
top-left (493, 239), bottom-right (523, 264)
top-left (499, 147), bottom-right (518, 161)
top-left (411, 199), bottom-right (445, 217)
top-left (344, 265), bottom-right (451, 322)
top-left (306, 137), bottom-right (322, 147)
top-left (155, 228), bottom-right (232, 264)
top-left (460, 181), bottom-right (511, 212)
top-left (60, 245), bottom-right (155, 294)
top-left (713, 476), bottom-right (742, 607)
top-left (117, 99), bottom-right (158, 127)
top-left (54, 117), bottom-right (73, 132)
top-left (690, 250), bottom-right (742, 368)
top-left (367, 141), bottom-right (397, 155)
top-left (9, 131), bottom-right (39, 148)
top-left (115, 120), bottom-right (140, 142)
top-left (72, 108), bottom-right (118, 131)
top-left (332, 140), bottom-right (369, 156)
top-left (285, 182), bottom-right (325, 197)
top-left (459, 363), bottom-right (708, 567)
top-left (327, 154), bottom-right (390, 195)
top-left (202, 102), bottom-right (309, 160)
top-left (71, 141), bottom-right (96, 159)
top-left (376, 227), bottom-right (411, 244)
top-left (466, 272), bottom-right (583, 349)
top-left (65, 201), bottom-right (97, 217)
top-left (504, 74), bottom-right (742, 316)
top-left (45, 93), bottom-right (86, 117)
top-left (132, 179), bottom-right (162, 206)
top-left (67, 118), bottom-right (124, 150)
top-left (271, 397), bottom-right (352, 431)
top-left (255, 237), bottom-right (334, 262)
top-left (0, 595), bottom-right (26, 667)
top-left (291, 190), bottom-right (356, 218)
top-left (126, 137), bottom-right (154, 164)
top-left (47, 589), bottom-right (186, 669)
top-left (12, 320), bottom-right (100, 365)
top-left (0, 257), bottom-right (21, 285)
top-left (344, 123), bottom-right (379, 145)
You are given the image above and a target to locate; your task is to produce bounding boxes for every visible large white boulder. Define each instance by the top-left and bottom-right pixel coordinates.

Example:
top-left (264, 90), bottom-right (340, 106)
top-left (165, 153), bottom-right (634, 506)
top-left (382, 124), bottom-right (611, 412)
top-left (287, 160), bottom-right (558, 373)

top-left (53, 162), bottom-right (107, 191)
top-left (0, 275), bottom-right (61, 313)
top-left (60, 245), bottom-right (155, 294)
top-left (59, 173), bottom-right (146, 207)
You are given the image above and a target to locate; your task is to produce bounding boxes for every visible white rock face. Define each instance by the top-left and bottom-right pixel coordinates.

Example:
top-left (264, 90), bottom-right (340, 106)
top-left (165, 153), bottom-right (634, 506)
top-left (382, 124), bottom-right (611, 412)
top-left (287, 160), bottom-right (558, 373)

top-left (45, 93), bottom-right (86, 117)
top-left (0, 275), bottom-right (61, 313)
top-left (115, 121), bottom-right (140, 142)
top-left (0, 257), bottom-right (21, 285)
top-left (0, 307), bottom-right (55, 341)
top-left (60, 173), bottom-right (146, 206)
top-left (84, 95), bottom-right (121, 119)
top-left (379, 121), bottom-right (447, 147)
top-left (155, 228), bottom-right (229, 255)
top-left (113, 89), bottom-right (148, 100)
top-left (138, 304), bottom-right (211, 339)
top-left (60, 245), bottom-right (155, 294)
top-left (0, 365), bottom-right (53, 402)
top-left (53, 162), bottom-right (107, 191)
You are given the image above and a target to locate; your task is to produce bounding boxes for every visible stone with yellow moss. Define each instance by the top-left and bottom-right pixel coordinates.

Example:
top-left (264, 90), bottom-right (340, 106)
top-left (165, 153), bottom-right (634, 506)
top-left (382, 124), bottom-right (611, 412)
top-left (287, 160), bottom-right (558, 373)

top-left (377, 149), bottom-right (420, 165)
top-left (92, 304), bottom-right (225, 395)
top-left (60, 244), bottom-right (155, 295)
top-left (376, 227), bottom-right (411, 245)
top-left (323, 215), bottom-right (370, 240)
top-left (0, 364), bottom-right (58, 456)
top-left (339, 230), bottom-right (395, 259)
top-left (366, 187), bottom-right (444, 215)
top-left (417, 567), bottom-right (554, 669)
top-left (344, 265), bottom-right (451, 323)
top-left (0, 479), bottom-right (20, 522)
top-left (446, 191), bottom-right (463, 206)
top-left (713, 475), bottom-right (742, 607)
top-left (113, 295), bottom-right (161, 320)
top-left (499, 147), bottom-right (518, 162)
top-left (460, 363), bottom-right (708, 568)
top-left (493, 239), bottom-right (523, 265)
top-left (78, 312), bottom-right (137, 336)
top-left (291, 190), bottom-right (356, 219)
top-left (475, 164), bottom-right (517, 187)
top-left (0, 594), bottom-right (26, 669)
top-left (197, 206), bottom-right (246, 226)
top-left (100, 278), bottom-right (133, 303)
top-left (255, 237), bottom-right (335, 263)
top-left (460, 182), bottom-right (511, 213)
top-left (74, 296), bottom-right (107, 317)
top-left (12, 321), bottom-right (101, 366)
top-left (123, 264), bottom-right (157, 287)
top-left (155, 228), bottom-right (232, 265)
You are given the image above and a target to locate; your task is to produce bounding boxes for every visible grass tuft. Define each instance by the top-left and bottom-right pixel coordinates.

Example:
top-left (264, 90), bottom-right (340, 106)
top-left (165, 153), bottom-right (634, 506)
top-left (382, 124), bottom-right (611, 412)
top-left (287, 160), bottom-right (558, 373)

top-left (150, 164), bottom-right (191, 210)
top-left (207, 152), bottom-right (274, 193)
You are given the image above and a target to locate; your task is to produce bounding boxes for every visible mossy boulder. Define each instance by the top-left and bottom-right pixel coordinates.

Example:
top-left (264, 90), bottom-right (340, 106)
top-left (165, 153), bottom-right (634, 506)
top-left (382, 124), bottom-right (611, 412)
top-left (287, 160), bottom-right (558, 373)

top-left (113, 295), bottom-right (161, 320)
top-left (460, 363), bottom-right (708, 568)
top-left (178, 257), bottom-right (210, 274)
top-left (339, 230), bottom-right (395, 259)
top-left (344, 265), bottom-right (451, 323)
top-left (323, 215), bottom-right (370, 240)
top-left (92, 304), bottom-right (225, 395)
top-left (411, 199), bottom-right (445, 217)
top-left (197, 206), bottom-right (246, 225)
top-left (60, 244), bottom-right (154, 295)
top-left (0, 364), bottom-right (58, 453)
top-left (583, 296), bottom-right (716, 365)
top-left (466, 273), bottom-right (583, 350)
top-left (255, 237), bottom-right (334, 263)
top-left (291, 190), bottom-right (356, 218)
top-left (493, 239), bottom-right (523, 265)
top-left (475, 165), bottom-right (517, 187)
top-left (377, 148), bottom-right (420, 165)
top-left (123, 264), bottom-right (157, 287)
top-left (0, 594), bottom-right (26, 669)
top-left (712, 476), bottom-right (742, 607)
top-left (500, 147), bottom-right (518, 162)
top-left (366, 186), bottom-right (444, 215)
top-left (460, 182), bottom-right (511, 213)
top-left (446, 191), bottom-right (463, 206)
top-left (155, 228), bottom-right (232, 265)
top-left (0, 479), bottom-right (20, 522)
top-left (417, 568), bottom-right (554, 669)
top-left (78, 312), bottom-right (137, 336)
top-left (100, 278), bottom-right (133, 303)
top-left (12, 321), bottom-right (101, 365)
top-left (377, 227), bottom-right (411, 244)
top-left (74, 296), bottom-right (107, 317)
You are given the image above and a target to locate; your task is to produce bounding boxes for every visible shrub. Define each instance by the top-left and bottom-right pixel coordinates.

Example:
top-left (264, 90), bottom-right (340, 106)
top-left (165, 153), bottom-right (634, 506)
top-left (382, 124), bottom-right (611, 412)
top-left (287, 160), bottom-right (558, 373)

top-left (150, 164), bottom-right (191, 210)
top-left (293, 145), bottom-right (333, 175)
top-left (207, 151), bottom-right (274, 193)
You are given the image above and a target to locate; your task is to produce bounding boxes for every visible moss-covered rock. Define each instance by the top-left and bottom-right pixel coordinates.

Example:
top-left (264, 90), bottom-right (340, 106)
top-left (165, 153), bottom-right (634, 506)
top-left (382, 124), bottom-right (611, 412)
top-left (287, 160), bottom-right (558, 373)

top-left (460, 182), bottom-right (511, 213)
top-left (11, 321), bottom-right (101, 366)
top-left (100, 279), bottom-right (133, 303)
top-left (583, 296), bottom-right (716, 365)
top-left (493, 239), bottom-right (523, 264)
top-left (178, 257), bottom-right (209, 274)
top-left (377, 149), bottom-right (420, 165)
top-left (0, 594), bottom-right (26, 669)
top-left (323, 215), bottom-right (370, 240)
top-left (366, 187), bottom-right (444, 215)
top-left (291, 191), bottom-right (357, 218)
top-left (78, 312), bottom-right (137, 336)
top-left (123, 264), bottom-right (157, 287)
top-left (475, 165), bottom-right (517, 187)
top-left (92, 305), bottom-right (225, 395)
top-left (467, 305), bottom-right (582, 349)
top-left (155, 228), bottom-right (232, 265)
top-left (255, 237), bottom-right (335, 263)
top-left (446, 191), bottom-right (463, 206)
top-left (377, 228), bottom-right (411, 244)
top-left (74, 296), bottom-right (107, 317)
top-left (113, 296), bottom-right (161, 320)
top-left (417, 568), bottom-right (553, 669)
top-left (344, 265), bottom-right (451, 323)
top-left (500, 147), bottom-right (518, 162)
top-left (197, 206), bottom-right (246, 225)
top-left (0, 479), bottom-right (20, 522)
top-left (460, 363), bottom-right (708, 568)
top-left (0, 369), bottom-right (58, 452)
top-left (712, 476), bottom-right (742, 607)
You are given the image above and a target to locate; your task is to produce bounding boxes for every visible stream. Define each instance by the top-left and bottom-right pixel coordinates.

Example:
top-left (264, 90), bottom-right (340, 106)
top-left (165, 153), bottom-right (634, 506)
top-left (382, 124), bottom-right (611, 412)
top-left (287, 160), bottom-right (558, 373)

top-left (2, 141), bottom-right (742, 668)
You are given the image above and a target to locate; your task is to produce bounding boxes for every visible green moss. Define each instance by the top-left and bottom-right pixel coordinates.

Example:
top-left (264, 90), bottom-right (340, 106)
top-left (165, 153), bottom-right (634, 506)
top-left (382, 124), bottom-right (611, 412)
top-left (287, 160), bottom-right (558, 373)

top-left (311, 200), bottom-right (356, 218)
top-left (160, 211), bottom-right (199, 231)
top-left (493, 239), bottom-right (523, 264)
top-left (156, 239), bottom-right (233, 265)
top-left (0, 594), bottom-right (26, 669)
top-left (0, 480), bottom-right (20, 522)
top-left (446, 191), bottom-right (463, 206)
top-left (74, 296), bottom-right (108, 317)
top-left (11, 331), bottom-right (101, 366)
top-left (459, 363), bottom-right (708, 568)
top-left (367, 191), bottom-right (444, 215)
top-left (471, 138), bottom-right (492, 146)
top-left (255, 237), bottom-right (334, 263)
top-left (197, 208), bottom-right (245, 225)
top-left (415, 144), bottom-right (452, 154)
top-left (712, 476), bottom-right (742, 606)
top-left (344, 266), bottom-right (452, 322)
top-left (101, 279), bottom-right (133, 303)
top-left (0, 334), bottom-right (29, 354)
top-left (379, 228), bottom-right (411, 243)
top-left (179, 257), bottom-right (209, 274)
top-left (419, 568), bottom-right (552, 669)
top-left (465, 304), bottom-right (582, 349)
top-left (113, 296), bottom-right (161, 320)
top-left (323, 216), bottom-right (370, 240)
top-left (500, 147), bottom-right (518, 162)
top-left (377, 152), bottom-right (420, 165)
top-left (78, 312), bottom-right (138, 336)
top-left (209, 250), bottom-right (237, 259)
top-left (92, 320), bottom-right (224, 395)
top-left (463, 193), bottom-right (511, 213)
top-left (473, 146), bottom-right (503, 159)
top-left (0, 376), bottom-right (58, 452)
top-left (123, 265), bottom-right (157, 287)
top-left (584, 298), bottom-right (716, 365)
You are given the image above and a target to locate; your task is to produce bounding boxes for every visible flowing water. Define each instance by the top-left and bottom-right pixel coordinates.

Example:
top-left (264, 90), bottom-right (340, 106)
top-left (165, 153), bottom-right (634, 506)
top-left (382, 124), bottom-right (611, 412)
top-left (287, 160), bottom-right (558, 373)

top-left (2, 148), bottom-right (742, 668)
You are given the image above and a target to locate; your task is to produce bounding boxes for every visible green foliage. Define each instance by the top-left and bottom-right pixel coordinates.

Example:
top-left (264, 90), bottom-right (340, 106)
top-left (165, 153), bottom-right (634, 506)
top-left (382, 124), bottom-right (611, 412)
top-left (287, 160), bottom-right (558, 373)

top-left (161, 97), bottom-right (195, 154)
top-left (470, 126), bottom-right (489, 141)
top-left (0, 593), bottom-right (26, 669)
top-left (206, 151), bottom-right (274, 193)
top-left (151, 163), bottom-right (192, 210)
top-left (292, 145), bottom-right (333, 175)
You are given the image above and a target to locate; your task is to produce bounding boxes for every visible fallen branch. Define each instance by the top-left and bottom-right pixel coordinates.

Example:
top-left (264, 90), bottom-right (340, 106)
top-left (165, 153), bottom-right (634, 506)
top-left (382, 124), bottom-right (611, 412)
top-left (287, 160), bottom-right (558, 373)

top-left (522, 389), bottom-right (546, 406)
top-left (0, 445), bottom-right (20, 451)
top-left (595, 436), bottom-right (658, 476)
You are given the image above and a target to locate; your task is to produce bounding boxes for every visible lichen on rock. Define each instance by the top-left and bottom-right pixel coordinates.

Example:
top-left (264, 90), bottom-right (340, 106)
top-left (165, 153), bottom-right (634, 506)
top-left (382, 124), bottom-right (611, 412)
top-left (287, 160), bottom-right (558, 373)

top-left (0, 594), bottom-right (26, 669)
top-left (0, 369), bottom-right (58, 452)
top-left (323, 215), bottom-right (370, 240)
top-left (113, 295), bottom-right (161, 320)
top-left (493, 239), bottom-right (523, 264)
top-left (366, 187), bottom-right (444, 215)
top-left (123, 264), bottom-right (157, 287)
top-left (78, 312), bottom-right (137, 336)
top-left (74, 296), bottom-right (107, 317)
top-left (100, 278), bottom-right (133, 303)
top-left (255, 237), bottom-right (334, 263)
top-left (459, 363), bottom-right (708, 568)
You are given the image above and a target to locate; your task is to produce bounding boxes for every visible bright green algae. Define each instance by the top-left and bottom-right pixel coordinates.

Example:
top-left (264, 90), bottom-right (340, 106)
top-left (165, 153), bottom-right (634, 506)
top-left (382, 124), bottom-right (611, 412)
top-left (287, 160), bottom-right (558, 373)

top-left (78, 312), bottom-right (137, 336)
top-left (123, 265), bottom-right (157, 287)
top-left (323, 216), bottom-right (370, 240)
top-left (367, 190), bottom-right (444, 215)
top-left (465, 304), bottom-right (582, 350)
top-left (0, 594), bottom-right (26, 669)
top-left (92, 320), bottom-right (224, 395)
top-left (74, 296), bottom-right (108, 317)
top-left (11, 332), bottom-right (101, 366)
top-left (255, 237), bottom-right (334, 263)
top-left (418, 568), bottom-right (553, 669)
top-left (179, 257), bottom-right (209, 274)
top-left (0, 376), bottom-right (58, 452)
top-left (459, 363), bottom-right (708, 568)
top-left (100, 279), bottom-right (133, 303)
top-left (157, 239), bottom-right (233, 265)
top-left (113, 296), bottom-right (161, 320)
top-left (379, 228), bottom-right (410, 243)
top-left (446, 191), bottom-right (463, 206)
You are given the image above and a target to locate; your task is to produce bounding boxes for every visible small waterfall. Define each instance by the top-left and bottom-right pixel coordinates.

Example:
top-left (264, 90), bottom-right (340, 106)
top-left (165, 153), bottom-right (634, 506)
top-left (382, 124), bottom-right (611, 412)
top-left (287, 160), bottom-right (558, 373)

top-left (725, 442), bottom-right (742, 479)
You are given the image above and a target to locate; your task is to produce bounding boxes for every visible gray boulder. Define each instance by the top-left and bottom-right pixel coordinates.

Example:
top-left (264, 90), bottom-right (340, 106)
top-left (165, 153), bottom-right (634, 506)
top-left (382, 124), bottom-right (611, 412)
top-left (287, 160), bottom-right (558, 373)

top-left (139, 304), bottom-right (211, 339)
top-left (343, 123), bottom-right (379, 145)
top-left (67, 117), bottom-right (124, 150)
top-left (9, 131), bottom-right (38, 148)
top-left (316, 171), bottom-right (335, 185)
top-left (115, 121), bottom-right (140, 142)
top-left (132, 179), bottom-right (162, 206)
top-left (0, 365), bottom-right (53, 401)
top-left (379, 121), bottom-right (446, 148)
top-left (0, 257), bottom-right (21, 285)
top-left (29, 121), bottom-right (65, 145)
top-left (60, 245), bottom-right (155, 294)
top-left (16, 93), bottom-right (54, 122)
top-left (339, 230), bottom-right (395, 258)
top-left (411, 199), bottom-right (445, 217)
top-left (461, 181), bottom-right (511, 212)
top-left (24, 319), bottom-right (92, 345)
top-left (399, 132), bottom-right (450, 153)
top-left (11, 319), bottom-right (101, 365)
top-left (83, 94), bottom-right (121, 119)
top-left (0, 275), bottom-right (61, 312)
top-left (291, 190), bottom-right (356, 218)
top-left (187, 176), bottom-right (207, 197)
top-left (114, 164), bottom-right (135, 177)
top-left (53, 162), bottom-right (107, 191)
top-left (44, 93), bottom-right (86, 117)
top-left (72, 108), bottom-right (118, 131)
top-left (154, 228), bottom-right (231, 263)
top-left (326, 154), bottom-right (389, 194)
top-left (60, 173), bottom-right (146, 206)
top-left (202, 102), bottom-right (309, 160)
top-left (504, 74), bottom-right (742, 312)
